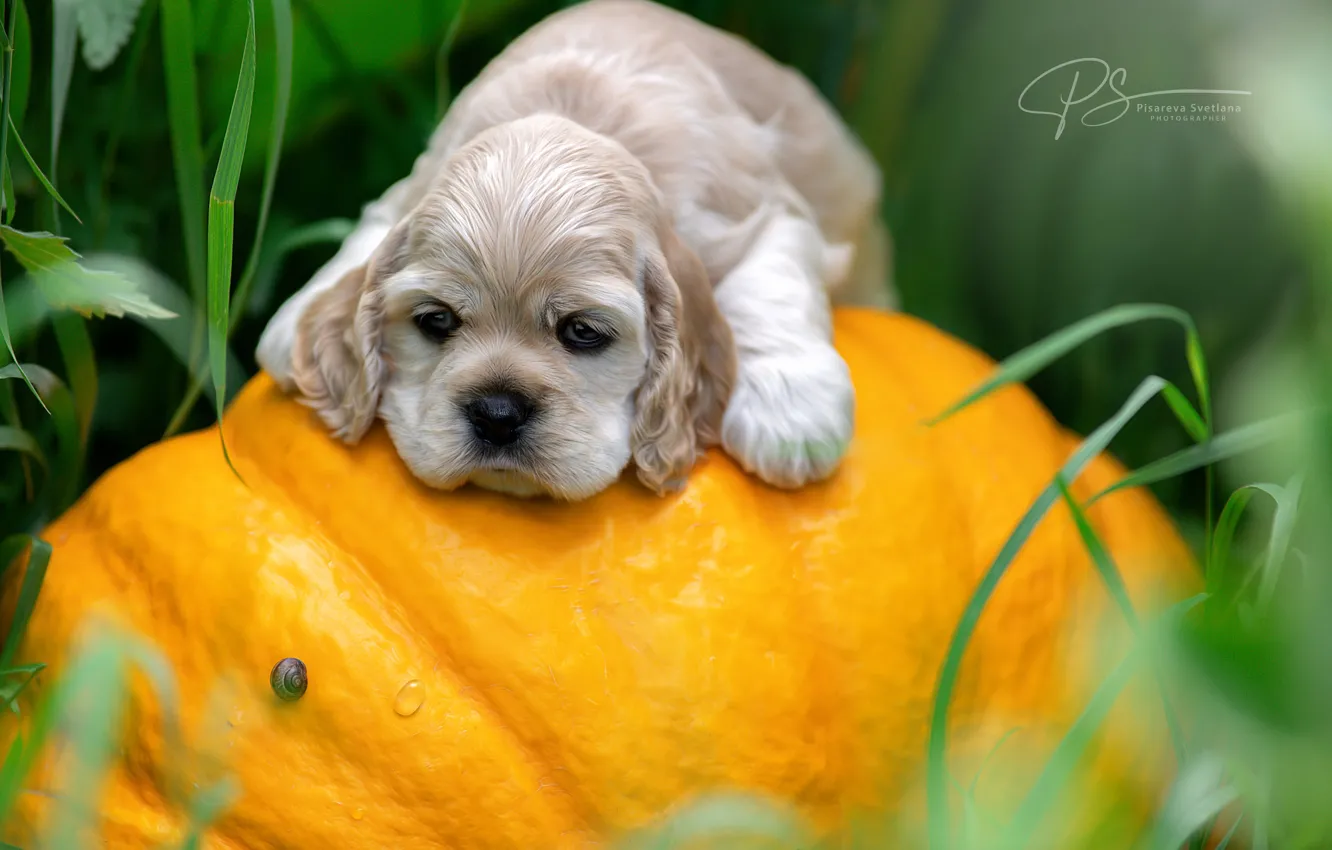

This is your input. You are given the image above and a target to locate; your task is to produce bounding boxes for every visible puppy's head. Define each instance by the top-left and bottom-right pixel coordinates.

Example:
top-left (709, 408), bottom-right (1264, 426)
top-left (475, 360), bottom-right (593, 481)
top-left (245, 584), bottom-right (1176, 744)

top-left (291, 115), bottom-right (735, 500)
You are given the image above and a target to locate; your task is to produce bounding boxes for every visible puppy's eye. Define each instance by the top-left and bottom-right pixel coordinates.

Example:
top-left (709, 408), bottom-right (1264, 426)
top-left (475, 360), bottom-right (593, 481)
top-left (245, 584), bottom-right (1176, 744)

top-left (558, 316), bottom-right (612, 352)
top-left (414, 306), bottom-right (461, 342)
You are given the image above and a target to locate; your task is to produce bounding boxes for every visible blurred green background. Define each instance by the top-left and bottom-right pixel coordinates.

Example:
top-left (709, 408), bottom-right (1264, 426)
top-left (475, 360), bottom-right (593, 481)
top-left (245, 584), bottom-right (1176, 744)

top-left (1, 0), bottom-right (1313, 538)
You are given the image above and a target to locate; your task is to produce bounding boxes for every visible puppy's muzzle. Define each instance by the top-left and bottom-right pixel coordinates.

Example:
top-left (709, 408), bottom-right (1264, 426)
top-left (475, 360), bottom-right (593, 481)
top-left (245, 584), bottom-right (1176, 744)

top-left (465, 391), bottom-right (534, 447)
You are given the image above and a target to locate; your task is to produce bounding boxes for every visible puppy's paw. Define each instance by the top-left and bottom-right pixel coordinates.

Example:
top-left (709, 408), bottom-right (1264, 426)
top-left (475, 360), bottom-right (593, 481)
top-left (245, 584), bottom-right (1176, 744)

top-left (721, 344), bottom-right (854, 489)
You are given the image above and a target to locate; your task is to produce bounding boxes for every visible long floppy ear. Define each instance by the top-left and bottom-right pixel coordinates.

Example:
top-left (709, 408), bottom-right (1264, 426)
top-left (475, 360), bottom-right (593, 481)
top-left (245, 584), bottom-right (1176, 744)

top-left (290, 223), bottom-right (409, 443)
top-left (631, 226), bottom-right (737, 494)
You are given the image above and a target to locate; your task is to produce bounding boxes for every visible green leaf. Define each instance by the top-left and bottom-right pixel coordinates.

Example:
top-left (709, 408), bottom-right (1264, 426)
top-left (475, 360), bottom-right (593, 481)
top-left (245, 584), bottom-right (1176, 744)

top-left (926, 304), bottom-right (1201, 426)
top-left (1086, 412), bottom-right (1306, 505)
top-left (77, 0), bottom-right (147, 71)
top-left (0, 533), bottom-right (50, 669)
top-left (0, 423), bottom-right (43, 467)
top-left (6, 114), bottom-right (81, 222)
top-left (205, 0), bottom-right (256, 476)
top-left (0, 226), bottom-right (176, 319)
top-left (927, 375), bottom-right (1170, 850)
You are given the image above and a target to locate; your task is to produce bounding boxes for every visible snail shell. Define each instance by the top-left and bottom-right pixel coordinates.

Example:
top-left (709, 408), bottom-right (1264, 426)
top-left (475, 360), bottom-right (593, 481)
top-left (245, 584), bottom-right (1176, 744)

top-left (270, 657), bottom-right (308, 701)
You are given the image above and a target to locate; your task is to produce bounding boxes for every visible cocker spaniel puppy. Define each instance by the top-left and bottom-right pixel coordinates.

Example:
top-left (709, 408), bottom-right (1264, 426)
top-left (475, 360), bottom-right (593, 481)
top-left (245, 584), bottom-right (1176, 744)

top-left (256, 0), bottom-right (893, 501)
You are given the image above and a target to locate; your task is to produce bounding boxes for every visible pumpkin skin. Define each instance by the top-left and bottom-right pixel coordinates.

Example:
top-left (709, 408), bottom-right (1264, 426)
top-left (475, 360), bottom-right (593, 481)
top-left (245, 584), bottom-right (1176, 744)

top-left (1, 309), bottom-right (1195, 848)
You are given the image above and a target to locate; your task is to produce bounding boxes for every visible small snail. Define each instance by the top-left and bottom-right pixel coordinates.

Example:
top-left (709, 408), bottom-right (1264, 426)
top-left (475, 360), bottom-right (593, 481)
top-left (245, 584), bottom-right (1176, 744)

top-left (270, 657), bottom-right (308, 701)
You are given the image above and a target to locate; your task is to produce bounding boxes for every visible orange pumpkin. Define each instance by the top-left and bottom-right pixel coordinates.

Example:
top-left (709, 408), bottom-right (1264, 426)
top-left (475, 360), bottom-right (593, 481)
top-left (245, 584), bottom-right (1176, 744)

top-left (1, 309), bottom-right (1195, 848)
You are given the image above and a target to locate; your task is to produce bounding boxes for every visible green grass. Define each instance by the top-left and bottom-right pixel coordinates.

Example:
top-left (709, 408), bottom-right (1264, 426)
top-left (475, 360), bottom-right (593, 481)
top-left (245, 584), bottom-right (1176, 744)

top-left (0, 0), bottom-right (1328, 846)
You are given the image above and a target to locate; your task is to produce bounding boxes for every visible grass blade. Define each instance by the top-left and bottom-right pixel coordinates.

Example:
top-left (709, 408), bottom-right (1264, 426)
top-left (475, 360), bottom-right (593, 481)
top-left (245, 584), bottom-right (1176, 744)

top-left (0, 729), bottom-right (28, 813)
top-left (1186, 332), bottom-right (1213, 426)
top-left (1056, 475), bottom-right (1137, 627)
top-left (435, 0), bottom-right (468, 120)
top-left (177, 777), bottom-right (241, 850)
top-left (0, 533), bottom-right (50, 668)
top-left (8, 0), bottom-right (27, 129)
top-left (1002, 646), bottom-right (1142, 847)
top-left (0, 423), bottom-right (42, 466)
top-left (165, 0), bottom-right (291, 431)
top-left (1162, 381), bottom-right (1209, 444)
top-left (926, 304), bottom-right (1200, 426)
top-left (2, 361), bottom-right (79, 520)
top-left (1057, 476), bottom-right (1188, 766)
top-left (0, 0), bottom-right (37, 412)
top-left (1248, 476), bottom-right (1303, 610)
top-left (205, 0), bottom-right (257, 475)
top-left (159, 0), bottom-right (207, 385)
top-left (49, 0), bottom-right (76, 227)
top-left (1150, 753), bottom-right (1238, 850)
top-left (926, 375), bottom-right (1168, 850)
top-left (1209, 488), bottom-right (1257, 594)
top-left (50, 310), bottom-right (96, 450)
top-left (1086, 412), bottom-right (1306, 505)
top-left (1214, 813), bottom-right (1244, 850)
top-left (244, 216), bottom-right (354, 317)
top-left (38, 635), bottom-right (130, 849)
top-left (230, 0), bottom-right (292, 328)
top-left (0, 284), bottom-right (40, 411)
top-left (0, 662), bottom-right (43, 707)
top-left (82, 253), bottom-right (245, 406)
top-left (0, 373), bottom-right (31, 501)
top-left (621, 792), bottom-right (814, 850)
top-left (6, 115), bottom-right (81, 223)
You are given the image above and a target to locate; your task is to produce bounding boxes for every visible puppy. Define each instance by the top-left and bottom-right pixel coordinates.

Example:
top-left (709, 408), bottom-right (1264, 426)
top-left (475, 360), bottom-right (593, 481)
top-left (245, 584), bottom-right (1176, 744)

top-left (256, 0), bottom-right (894, 501)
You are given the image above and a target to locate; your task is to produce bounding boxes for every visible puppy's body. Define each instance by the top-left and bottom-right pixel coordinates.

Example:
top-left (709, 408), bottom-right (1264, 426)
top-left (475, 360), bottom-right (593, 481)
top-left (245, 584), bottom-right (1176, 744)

top-left (258, 0), bottom-right (892, 500)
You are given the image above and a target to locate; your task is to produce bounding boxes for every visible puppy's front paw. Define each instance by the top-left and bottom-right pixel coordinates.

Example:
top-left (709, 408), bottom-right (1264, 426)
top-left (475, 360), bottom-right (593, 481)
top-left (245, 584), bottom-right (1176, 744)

top-left (721, 345), bottom-right (854, 489)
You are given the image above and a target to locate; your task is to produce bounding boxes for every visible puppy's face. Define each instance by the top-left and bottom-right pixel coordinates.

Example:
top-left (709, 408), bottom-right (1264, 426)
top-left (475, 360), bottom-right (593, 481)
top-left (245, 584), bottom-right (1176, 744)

top-left (291, 116), bottom-right (735, 500)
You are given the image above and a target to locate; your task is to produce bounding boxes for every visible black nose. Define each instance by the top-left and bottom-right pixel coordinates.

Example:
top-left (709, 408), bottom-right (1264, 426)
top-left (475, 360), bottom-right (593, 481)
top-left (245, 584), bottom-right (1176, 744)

top-left (465, 392), bottom-right (533, 447)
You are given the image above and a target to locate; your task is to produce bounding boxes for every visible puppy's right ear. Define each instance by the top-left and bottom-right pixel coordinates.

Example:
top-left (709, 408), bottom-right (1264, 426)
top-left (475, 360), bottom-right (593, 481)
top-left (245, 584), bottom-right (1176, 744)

top-left (290, 223), bottom-right (409, 443)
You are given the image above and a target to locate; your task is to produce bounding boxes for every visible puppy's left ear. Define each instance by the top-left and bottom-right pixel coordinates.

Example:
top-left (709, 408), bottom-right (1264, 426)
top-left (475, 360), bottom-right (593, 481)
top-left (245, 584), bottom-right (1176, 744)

top-left (290, 222), bottom-right (410, 442)
top-left (631, 226), bottom-right (737, 494)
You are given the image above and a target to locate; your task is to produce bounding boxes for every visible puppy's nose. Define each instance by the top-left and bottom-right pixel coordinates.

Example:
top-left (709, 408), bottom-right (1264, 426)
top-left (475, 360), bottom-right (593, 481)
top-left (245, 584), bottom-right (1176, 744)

top-left (465, 392), bottom-right (533, 447)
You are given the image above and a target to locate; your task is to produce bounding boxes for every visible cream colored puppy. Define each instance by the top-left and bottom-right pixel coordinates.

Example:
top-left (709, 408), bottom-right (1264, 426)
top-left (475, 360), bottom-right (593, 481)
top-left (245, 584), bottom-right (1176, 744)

top-left (256, 0), bottom-right (893, 501)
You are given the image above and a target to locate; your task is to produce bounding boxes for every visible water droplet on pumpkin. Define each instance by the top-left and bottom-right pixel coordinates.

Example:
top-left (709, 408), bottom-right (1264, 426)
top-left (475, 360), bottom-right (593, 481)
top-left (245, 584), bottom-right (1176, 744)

top-left (351, 807), bottom-right (365, 821)
top-left (393, 680), bottom-right (424, 716)
top-left (228, 707), bottom-right (244, 728)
